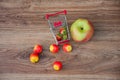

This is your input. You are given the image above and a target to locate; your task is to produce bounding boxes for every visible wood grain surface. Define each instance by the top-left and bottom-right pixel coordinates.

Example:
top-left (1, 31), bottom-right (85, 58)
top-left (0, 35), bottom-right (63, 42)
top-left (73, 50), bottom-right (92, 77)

top-left (0, 0), bottom-right (120, 80)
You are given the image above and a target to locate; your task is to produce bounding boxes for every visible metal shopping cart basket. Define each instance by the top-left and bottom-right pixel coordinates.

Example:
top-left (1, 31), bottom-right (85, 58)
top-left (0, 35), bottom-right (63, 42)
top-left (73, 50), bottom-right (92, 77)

top-left (46, 10), bottom-right (70, 45)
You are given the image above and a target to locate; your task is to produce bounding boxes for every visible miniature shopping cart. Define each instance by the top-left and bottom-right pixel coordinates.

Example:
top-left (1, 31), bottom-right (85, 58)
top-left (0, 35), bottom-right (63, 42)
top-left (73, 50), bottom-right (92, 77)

top-left (46, 10), bottom-right (70, 45)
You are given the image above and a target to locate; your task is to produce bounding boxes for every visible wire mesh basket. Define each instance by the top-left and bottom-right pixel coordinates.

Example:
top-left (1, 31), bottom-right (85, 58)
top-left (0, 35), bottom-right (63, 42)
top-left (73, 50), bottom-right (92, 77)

top-left (46, 10), bottom-right (70, 45)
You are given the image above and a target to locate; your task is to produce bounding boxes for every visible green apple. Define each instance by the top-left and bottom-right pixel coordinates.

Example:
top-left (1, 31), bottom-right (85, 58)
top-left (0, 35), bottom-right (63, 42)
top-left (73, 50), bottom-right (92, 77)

top-left (70, 18), bottom-right (94, 42)
top-left (63, 35), bottom-right (67, 40)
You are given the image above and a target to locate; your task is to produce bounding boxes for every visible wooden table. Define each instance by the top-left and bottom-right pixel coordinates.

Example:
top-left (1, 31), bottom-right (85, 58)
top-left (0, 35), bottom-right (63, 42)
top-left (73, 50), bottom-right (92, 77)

top-left (0, 0), bottom-right (120, 80)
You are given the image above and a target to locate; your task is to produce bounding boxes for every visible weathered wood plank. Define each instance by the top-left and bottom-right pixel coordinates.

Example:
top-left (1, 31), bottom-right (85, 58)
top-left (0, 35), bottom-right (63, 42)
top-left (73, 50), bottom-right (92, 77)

top-left (0, 74), bottom-right (120, 80)
top-left (0, 0), bottom-right (120, 80)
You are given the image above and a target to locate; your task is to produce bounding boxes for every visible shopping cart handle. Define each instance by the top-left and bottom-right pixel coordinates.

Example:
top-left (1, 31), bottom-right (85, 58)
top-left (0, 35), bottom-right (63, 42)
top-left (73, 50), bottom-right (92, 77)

top-left (46, 10), bottom-right (67, 20)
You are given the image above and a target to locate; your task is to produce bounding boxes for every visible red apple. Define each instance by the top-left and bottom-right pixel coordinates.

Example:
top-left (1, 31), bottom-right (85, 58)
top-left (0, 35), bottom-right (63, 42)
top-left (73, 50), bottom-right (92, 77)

top-left (70, 18), bottom-right (94, 42)
top-left (53, 61), bottom-right (62, 71)
top-left (49, 44), bottom-right (59, 53)
top-left (63, 43), bottom-right (72, 52)
top-left (33, 44), bottom-right (43, 54)
top-left (59, 27), bottom-right (67, 35)
top-left (30, 53), bottom-right (39, 63)
top-left (56, 34), bottom-right (62, 41)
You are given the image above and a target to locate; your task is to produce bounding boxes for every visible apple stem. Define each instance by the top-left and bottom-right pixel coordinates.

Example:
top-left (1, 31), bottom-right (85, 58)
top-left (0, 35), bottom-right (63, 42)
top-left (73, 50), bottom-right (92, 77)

top-left (81, 27), bottom-right (83, 30)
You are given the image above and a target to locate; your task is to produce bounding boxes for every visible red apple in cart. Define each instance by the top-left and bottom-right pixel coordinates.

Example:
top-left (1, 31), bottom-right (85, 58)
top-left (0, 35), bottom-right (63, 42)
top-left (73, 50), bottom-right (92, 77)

top-left (59, 27), bottom-right (67, 35)
top-left (56, 34), bottom-right (62, 41)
